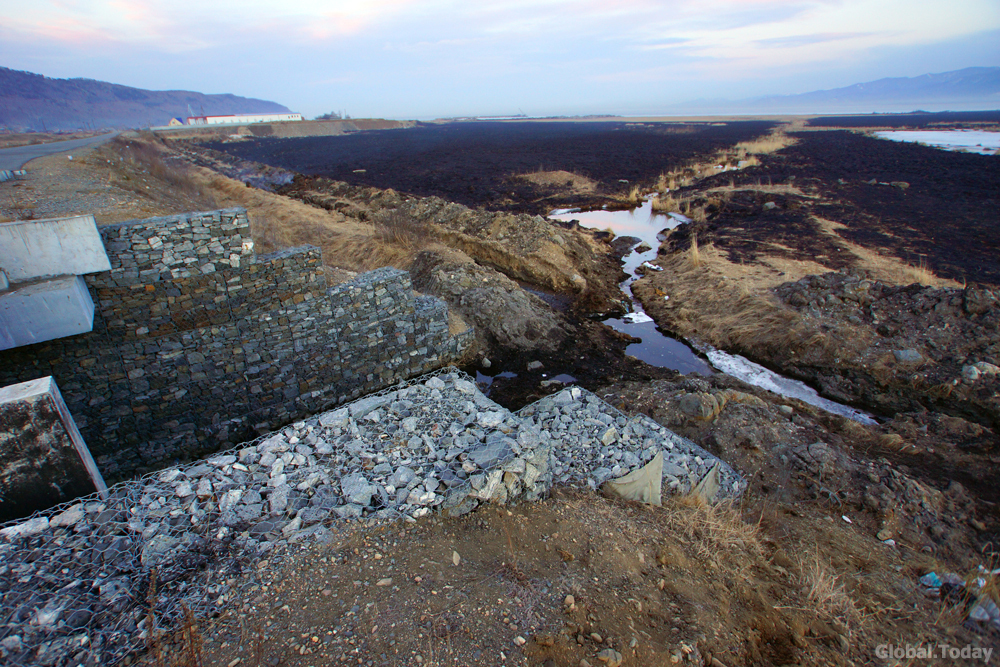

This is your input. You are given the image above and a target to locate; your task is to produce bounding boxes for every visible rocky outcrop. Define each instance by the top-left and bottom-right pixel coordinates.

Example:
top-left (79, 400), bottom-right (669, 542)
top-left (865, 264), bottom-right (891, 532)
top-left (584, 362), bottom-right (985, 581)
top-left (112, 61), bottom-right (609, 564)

top-left (410, 249), bottom-right (574, 354)
top-left (774, 271), bottom-right (1000, 427)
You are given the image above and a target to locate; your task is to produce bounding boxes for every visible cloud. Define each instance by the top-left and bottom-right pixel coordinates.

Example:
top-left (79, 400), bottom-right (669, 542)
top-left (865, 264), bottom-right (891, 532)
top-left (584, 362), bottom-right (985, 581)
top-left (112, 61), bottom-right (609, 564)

top-left (2, 0), bottom-right (999, 118)
top-left (755, 32), bottom-right (879, 48)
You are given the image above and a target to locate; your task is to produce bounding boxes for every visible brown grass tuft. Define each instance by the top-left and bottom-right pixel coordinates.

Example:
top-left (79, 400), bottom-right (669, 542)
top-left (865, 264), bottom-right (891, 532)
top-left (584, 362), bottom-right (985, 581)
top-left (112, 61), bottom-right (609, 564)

top-left (798, 552), bottom-right (861, 627)
top-left (651, 194), bottom-right (679, 212)
top-left (688, 235), bottom-right (703, 268)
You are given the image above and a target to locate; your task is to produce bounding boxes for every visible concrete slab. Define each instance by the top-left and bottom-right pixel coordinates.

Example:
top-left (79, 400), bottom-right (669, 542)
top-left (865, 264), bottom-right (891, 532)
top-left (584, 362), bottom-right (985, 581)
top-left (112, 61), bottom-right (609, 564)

top-left (0, 275), bottom-right (95, 350)
top-left (0, 376), bottom-right (107, 522)
top-left (0, 214), bottom-right (111, 282)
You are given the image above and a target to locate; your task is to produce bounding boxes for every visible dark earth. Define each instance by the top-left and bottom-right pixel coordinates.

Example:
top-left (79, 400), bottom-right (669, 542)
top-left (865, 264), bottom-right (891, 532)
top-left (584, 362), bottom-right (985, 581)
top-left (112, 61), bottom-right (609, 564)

top-left (201, 120), bottom-right (777, 215)
top-left (669, 129), bottom-right (1000, 286)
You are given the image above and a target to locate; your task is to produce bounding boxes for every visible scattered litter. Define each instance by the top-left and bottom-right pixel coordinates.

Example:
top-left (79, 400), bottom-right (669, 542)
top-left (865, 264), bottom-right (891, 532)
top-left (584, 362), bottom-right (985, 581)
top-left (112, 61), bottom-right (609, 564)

top-left (621, 312), bottom-right (654, 324)
top-left (841, 515), bottom-right (852, 524)
top-left (640, 261), bottom-right (663, 272)
top-left (663, 295), bottom-right (669, 301)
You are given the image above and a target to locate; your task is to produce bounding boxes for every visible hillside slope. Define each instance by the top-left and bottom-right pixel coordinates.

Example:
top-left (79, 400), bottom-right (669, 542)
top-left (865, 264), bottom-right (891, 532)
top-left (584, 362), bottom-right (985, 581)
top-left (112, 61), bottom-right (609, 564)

top-left (0, 67), bottom-right (291, 131)
top-left (750, 67), bottom-right (1000, 111)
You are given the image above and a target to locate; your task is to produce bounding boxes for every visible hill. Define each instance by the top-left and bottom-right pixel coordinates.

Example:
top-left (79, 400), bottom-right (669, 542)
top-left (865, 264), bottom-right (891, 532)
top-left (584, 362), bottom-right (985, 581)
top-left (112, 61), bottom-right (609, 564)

top-left (0, 67), bottom-right (290, 131)
top-left (677, 67), bottom-right (1000, 114)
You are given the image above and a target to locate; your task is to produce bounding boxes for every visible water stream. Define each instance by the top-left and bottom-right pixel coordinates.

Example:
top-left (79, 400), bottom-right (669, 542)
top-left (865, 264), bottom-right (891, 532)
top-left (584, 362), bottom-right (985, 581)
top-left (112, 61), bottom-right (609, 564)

top-left (549, 198), bottom-right (877, 424)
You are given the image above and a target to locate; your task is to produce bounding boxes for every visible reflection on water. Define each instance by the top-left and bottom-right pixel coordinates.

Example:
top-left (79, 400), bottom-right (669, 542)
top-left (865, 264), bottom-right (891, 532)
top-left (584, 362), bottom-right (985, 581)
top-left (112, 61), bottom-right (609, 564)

top-left (476, 371), bottom-right (517, 396)
top-left (874, 130), bottom-right (1000, 155)
top-left (548, 199), bottom-right (878, 423)
top-left (550, 199), bottom-right (713, 376)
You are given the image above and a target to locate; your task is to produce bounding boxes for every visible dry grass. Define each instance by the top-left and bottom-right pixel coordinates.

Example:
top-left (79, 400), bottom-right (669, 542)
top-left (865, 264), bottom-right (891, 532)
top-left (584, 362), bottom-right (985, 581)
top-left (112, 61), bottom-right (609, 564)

top-left (651, 194), bottom-right (679, 212)
top-left (797, 552), bottom-right (861, 627)
top-left (622, 184), bottom-right (643, 204)
top-left (638, 243), bottom-right (864, 364)
top-left (812, 217), bottom-right (961, 288)
top-left (111, 136), bottom-right (214, 206)
top-left (687, 235), bottom-right (703, 268)
top-left (174, 165), bottom-right (429, 271)
top-left (655, 172), bottom-right (678, 192)
top-left (734, 130), bottom-right (798, 157)
top-left (671, 497), bottom-right (763, 554)
top-left (659, 496), bottom-right (765, 580)
top-left (372, 208), bottom-right (432, 250)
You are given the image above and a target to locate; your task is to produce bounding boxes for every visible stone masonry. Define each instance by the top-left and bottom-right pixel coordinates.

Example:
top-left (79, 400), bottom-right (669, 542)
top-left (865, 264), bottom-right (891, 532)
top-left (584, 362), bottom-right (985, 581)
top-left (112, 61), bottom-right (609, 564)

top-left (0, 208), bottom-right (472, 478)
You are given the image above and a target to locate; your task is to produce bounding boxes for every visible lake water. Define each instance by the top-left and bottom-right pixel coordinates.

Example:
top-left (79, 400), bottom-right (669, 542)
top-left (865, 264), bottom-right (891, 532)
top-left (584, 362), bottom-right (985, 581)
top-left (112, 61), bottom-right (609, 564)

top-left (549, 199), bottom-right (877, 424)
top-left (874, 130), bottom-right (1000, 155)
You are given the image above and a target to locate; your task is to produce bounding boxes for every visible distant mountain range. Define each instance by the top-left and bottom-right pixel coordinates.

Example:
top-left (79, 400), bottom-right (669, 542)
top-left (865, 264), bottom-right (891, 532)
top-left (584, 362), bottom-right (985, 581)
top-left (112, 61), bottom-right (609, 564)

top-left (676, 67), bottom-right (1000, 115)
top-left (0, 67), bottom-right (291, 131)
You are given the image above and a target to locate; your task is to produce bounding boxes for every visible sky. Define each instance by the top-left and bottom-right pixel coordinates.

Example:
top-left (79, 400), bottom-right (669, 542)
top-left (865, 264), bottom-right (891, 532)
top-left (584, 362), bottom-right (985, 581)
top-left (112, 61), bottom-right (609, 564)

top-left (1, 0), bottom-right (998, 119)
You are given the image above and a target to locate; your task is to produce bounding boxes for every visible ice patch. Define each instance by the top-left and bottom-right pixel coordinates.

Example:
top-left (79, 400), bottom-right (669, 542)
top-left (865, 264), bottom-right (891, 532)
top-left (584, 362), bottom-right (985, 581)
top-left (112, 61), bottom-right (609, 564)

top-left (703, 347), bottom-right (877, 424)
top-left (874, 130), bottom-right (1000, 155)
top-left (622, 312), bottom-right (654, 324)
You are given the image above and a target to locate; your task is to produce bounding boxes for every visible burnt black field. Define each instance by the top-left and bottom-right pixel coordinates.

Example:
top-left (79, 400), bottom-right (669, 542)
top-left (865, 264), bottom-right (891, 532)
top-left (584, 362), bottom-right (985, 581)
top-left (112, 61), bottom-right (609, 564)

top-left (677, 129), bottom-right (1000, 285)
top-left (202, 116), bottom-right (999, 285)
top-left (204, 120), bottom-right (777, 214)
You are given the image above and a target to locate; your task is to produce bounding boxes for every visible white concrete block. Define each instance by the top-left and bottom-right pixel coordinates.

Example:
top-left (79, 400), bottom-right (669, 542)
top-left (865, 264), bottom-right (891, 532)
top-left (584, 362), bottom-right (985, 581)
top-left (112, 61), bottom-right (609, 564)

top-left (0, 215), bottom-right (111, 282)
top-left (0, 376), bottom-right (107, 521)
top-left (0, 275), bottom-right (95, 350)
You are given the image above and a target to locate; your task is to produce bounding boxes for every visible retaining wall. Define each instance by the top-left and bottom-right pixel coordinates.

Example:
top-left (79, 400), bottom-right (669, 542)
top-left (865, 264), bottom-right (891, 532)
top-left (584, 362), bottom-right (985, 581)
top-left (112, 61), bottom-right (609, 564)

top-left (0, 208), bottom-right (472, 478)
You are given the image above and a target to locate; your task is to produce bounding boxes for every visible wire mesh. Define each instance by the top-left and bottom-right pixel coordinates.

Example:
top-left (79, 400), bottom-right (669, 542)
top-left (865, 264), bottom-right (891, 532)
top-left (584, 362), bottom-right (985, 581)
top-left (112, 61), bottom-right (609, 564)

top-left (0, 366), bottom-right (742, 666)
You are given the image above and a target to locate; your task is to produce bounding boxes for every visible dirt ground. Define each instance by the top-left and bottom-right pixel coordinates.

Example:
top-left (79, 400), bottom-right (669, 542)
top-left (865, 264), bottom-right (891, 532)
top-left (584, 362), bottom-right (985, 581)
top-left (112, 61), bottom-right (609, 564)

top-left (7, 118), bottom-right (1000, 666)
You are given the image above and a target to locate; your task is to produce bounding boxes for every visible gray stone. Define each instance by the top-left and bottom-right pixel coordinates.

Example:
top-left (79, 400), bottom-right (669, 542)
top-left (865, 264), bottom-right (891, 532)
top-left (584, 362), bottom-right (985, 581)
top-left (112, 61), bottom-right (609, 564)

top-left (477, 411), bottom-right (505, 429)
top-left (333, 504), bottom-right (364, 519)
top-left (454, 379), bottom-right (476, 394)
top-left (389, 466), bottom-right (417, 488)
top-left (469, 441), bottom-right (513, 469)
top-left (341, 473), bottom-right (373, 506)
top-left (893, 349), bottom-right (923, 363)
top-left (348, 395), bottom-right (390, 419)
top-left (269, 486), bottom-right (290, 515)
top-left (49, 504), bottom-right (84, 528)
top-left (196, 478), bottom-right (214, 498)
top-left (319, 408), bottom-right (349, 428)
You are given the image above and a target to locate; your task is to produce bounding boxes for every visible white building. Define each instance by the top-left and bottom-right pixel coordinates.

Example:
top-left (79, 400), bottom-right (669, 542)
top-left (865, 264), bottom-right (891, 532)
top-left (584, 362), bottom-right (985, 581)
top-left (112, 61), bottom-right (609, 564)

top-left (186, 113), bottom-right (304, 125)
